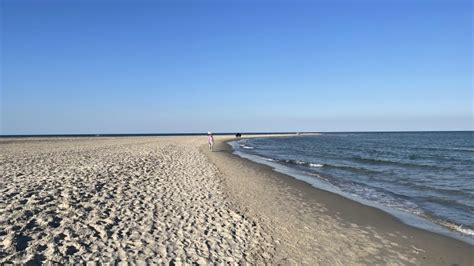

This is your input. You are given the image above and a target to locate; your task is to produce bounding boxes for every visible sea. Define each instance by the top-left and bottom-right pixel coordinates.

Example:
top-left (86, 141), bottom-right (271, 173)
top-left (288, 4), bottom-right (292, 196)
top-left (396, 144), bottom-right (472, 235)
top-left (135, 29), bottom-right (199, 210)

top-left (229, 131), bottom-right (474, 244)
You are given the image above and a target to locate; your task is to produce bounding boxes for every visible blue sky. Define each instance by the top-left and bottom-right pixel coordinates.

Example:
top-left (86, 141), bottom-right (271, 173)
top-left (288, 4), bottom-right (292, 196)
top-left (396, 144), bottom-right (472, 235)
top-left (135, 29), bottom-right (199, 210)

top-left (1, 0), bottom-right (472, 134)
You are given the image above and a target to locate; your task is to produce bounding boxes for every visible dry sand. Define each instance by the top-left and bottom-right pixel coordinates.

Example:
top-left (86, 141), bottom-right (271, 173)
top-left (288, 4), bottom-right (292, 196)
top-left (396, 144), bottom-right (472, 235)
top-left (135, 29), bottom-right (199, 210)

top-left (0, 137), bottom-right (272, 264)
top-left (0, 135), bottom-right (472, 264)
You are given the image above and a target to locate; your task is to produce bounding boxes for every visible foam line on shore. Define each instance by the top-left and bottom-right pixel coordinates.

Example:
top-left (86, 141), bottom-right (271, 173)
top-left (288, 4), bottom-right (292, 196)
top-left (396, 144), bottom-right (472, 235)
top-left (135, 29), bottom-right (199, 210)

top-left (204, 135), bottom-right (473, 265)
top-left (228, 138), bottom-right (474, 245)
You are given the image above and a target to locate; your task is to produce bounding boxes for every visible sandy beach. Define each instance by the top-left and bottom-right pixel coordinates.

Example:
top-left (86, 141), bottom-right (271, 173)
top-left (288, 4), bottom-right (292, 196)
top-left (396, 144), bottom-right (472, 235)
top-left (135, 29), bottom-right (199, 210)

top-left (0, 136), bottom-right (472, 264)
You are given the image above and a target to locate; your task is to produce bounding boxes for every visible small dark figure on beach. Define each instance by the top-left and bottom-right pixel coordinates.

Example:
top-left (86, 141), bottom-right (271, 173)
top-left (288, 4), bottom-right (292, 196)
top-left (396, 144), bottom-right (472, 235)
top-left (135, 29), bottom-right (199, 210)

top-left (235, 133), bottom-right (242, 138)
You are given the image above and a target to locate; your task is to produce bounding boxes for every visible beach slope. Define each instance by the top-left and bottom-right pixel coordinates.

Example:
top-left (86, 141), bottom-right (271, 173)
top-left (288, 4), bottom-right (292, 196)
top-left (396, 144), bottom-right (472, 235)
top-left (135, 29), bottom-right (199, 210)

top-left (203, 136), bottom-right (473, 265)
top-left (0, 136), bottom-right (472, 264)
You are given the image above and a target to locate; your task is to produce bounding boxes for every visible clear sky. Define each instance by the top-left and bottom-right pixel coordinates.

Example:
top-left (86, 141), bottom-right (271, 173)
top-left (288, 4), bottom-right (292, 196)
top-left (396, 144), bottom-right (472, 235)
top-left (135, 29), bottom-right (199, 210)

top-left (1, 0), bottom-right (472, 134)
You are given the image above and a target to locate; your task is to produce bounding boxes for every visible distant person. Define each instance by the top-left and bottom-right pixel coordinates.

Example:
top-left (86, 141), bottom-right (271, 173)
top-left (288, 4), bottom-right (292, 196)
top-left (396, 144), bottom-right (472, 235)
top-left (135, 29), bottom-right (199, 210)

top-left (208, 132), bottom-right (214, 151)
top-left (235, 133), bottom-right (242, 138)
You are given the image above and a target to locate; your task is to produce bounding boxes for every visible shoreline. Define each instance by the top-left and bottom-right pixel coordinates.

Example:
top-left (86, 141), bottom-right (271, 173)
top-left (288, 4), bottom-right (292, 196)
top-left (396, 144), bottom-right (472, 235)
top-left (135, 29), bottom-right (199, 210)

top-left (228, 137), bottom-right (474, 245)
top-left (1, 135), bottom-right (472, 264)
top-left (204, 136), bottom-right (473, 264)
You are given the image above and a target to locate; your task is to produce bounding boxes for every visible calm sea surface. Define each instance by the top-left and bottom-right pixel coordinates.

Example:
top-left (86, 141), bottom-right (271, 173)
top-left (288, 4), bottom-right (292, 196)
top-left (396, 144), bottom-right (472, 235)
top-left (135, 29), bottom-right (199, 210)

top-left (230, 132), bottom-right (474, 240)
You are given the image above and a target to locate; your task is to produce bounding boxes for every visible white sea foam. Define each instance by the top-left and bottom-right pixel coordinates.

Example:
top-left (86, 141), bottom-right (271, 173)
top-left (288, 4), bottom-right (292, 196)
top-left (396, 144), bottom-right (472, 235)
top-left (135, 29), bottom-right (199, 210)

top-left (228, 134), bottom-right (474, 245)
top-left (439, 221), bottom-right (474, 236)
top-left (239, 144), bottom-right (255, 149)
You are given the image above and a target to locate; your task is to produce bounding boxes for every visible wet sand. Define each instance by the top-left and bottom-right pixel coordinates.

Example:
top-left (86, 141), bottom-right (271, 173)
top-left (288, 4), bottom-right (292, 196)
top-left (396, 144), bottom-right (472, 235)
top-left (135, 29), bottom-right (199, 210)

top-left (203, 136), bottom-right (473, 265)
top-left (0, 136), bottom-right (472, 264)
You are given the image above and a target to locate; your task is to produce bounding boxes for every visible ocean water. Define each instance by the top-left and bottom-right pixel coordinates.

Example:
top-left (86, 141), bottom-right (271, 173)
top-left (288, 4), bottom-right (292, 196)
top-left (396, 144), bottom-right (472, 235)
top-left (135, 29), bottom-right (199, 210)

top-left (230, 132), bottom-right (474, 241)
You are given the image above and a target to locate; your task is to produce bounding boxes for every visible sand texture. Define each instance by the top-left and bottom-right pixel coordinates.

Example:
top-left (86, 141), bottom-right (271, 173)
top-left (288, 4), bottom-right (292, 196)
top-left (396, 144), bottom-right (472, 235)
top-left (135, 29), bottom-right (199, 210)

top-left (205, 137), bottom-right (473, 265)
top-left (0, 137), bottom-right (273, 264)
top-left (0, 136), bottom-right (472, 264)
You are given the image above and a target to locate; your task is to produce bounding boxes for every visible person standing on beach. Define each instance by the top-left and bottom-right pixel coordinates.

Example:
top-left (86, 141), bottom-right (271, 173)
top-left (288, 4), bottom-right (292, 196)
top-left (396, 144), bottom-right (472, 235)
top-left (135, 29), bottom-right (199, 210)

top-left (208, 132), bottom-right (214, 151)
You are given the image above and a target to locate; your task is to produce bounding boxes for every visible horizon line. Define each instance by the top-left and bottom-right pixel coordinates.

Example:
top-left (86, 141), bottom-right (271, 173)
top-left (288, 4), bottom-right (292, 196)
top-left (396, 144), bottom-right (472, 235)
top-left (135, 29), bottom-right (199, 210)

top-left (1, 130), bottom-right (473, 138)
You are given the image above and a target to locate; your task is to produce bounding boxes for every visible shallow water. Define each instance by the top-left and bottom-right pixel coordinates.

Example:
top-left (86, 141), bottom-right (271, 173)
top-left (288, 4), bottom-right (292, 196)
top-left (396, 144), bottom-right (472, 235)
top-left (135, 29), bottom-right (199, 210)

top-left (231, 132), bottom-right (474, 238)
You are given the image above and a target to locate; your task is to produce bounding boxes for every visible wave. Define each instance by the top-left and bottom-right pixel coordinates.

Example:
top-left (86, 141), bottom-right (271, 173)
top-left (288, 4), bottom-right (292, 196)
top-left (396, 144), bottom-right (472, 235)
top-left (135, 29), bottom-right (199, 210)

top-left (415, 146), bottom-right (474, 153)
top-left (349, 156), bottom-right (450, 170)
top-left (417, 196), bottom-right (474, 211)
top-left (256, 156), bottom-right (276, 162)
top-left (323, 163), bottom-right (382, 174)
top-left (429, 219), bottom-right (474, 236)
top-left (306, 171), bottom-right (474, 236)
top-left (276, 159), bottom-right (386, 174)
top-left (448, 147), bottom-right (474, 152)
top-left (230, 134), bottom-right (474, 242)
top-left (239, 144), bottom-right (254, 150)
top-left (279, 159), bottom-right (325, 168)
top-left (393, 181), bottom-right (474, 198)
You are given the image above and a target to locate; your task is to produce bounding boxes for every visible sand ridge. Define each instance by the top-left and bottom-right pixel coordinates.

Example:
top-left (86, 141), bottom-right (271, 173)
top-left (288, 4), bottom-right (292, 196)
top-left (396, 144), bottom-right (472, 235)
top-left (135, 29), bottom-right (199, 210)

top-left (0, 137), bottom-right (274, 264)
